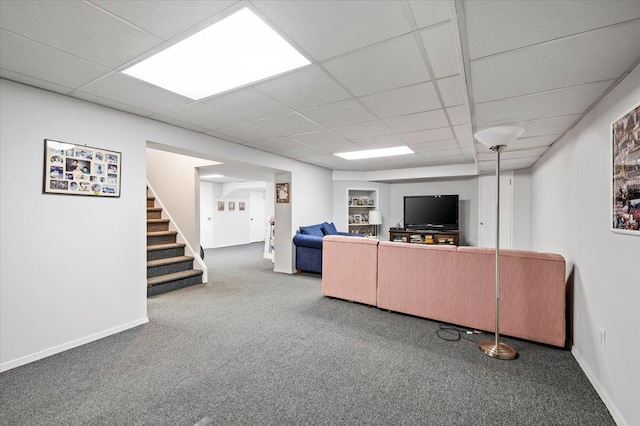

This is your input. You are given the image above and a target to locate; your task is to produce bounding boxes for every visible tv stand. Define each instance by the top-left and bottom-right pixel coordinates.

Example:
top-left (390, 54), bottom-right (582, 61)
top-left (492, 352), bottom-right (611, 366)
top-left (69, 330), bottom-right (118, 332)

top-left (389, 229), bottom-right (460, 246)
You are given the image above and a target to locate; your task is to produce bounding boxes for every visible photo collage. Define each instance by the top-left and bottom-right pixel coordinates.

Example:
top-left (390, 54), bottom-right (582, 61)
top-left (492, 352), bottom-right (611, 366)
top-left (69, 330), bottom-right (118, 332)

top-left (44, 140), bottom-right (121, 197)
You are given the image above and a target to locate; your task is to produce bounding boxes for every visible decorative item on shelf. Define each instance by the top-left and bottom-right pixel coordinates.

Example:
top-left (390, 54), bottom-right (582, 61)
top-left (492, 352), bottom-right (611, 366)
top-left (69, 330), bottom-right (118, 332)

top-left (424, 235), bottom-right (434, 244)
top-left (368, 210), bottom-right (382, 237)
top-left (474, 125), bottom-right (525, 360)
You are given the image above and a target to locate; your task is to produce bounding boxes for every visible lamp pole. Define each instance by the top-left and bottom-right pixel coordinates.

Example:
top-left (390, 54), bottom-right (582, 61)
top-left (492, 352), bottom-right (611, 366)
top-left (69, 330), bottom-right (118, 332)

top-left (474, 126), bottom-right (523, 360)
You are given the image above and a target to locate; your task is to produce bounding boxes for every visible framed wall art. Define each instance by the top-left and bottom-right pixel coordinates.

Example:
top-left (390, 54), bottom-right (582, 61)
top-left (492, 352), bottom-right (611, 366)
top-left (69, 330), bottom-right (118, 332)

top-left (276, 182), bottom-right (290, 203)
top-left (611, 103), bottom-right (640, 235)
top-left (43, 139), bottom-right (121, 197)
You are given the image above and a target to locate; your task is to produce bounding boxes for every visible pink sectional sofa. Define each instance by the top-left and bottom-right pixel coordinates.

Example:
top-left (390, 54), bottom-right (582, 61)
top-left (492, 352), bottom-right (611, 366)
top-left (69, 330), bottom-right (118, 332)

top-left (321, 236), bottom-right (567, 347)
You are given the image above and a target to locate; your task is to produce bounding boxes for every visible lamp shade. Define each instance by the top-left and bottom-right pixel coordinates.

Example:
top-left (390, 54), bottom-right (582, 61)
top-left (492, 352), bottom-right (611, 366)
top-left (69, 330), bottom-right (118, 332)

top-left (474, 126), bottom-right (524, 148)
top-left (368, 210), bottom-right (382, 225)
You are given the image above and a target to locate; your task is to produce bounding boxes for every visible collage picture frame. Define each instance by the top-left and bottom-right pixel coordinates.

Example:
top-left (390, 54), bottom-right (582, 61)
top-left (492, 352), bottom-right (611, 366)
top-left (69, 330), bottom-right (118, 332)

top-left (43, 139), bottom-right (122, 197)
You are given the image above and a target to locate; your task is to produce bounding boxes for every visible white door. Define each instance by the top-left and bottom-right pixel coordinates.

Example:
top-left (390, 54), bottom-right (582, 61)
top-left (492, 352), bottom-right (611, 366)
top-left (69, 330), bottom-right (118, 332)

top-left (199, 182), bottom-right (214, 248)
top-left (249, 190), bottom-right (266, 242)
top-left (478, 172), bottom-right (513, 249)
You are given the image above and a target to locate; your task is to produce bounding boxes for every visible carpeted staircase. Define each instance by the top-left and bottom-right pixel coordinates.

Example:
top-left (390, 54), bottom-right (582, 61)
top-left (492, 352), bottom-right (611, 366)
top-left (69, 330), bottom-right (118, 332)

top-left (147, 194), bottom-right (203, 297)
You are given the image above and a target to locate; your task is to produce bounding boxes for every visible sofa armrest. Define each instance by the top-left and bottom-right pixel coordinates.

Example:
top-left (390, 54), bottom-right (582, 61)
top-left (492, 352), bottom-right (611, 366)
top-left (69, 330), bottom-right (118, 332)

top-left (293, 233), bottom-right (323, 249)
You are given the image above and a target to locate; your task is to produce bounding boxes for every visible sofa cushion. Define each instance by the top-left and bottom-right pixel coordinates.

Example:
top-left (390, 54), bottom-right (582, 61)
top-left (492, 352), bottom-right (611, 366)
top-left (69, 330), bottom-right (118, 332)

top-left (321, 222), bottom-right (339, 235)
top-left (299, 224), bottom-right (324, 237)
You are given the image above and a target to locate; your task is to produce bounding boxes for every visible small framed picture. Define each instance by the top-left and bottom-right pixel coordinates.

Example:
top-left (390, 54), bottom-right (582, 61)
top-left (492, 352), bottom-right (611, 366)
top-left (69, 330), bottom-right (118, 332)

top-left (276, 183), bottom-right (290, 203)
top-left (239, 202), bottom-right (246, 211)
top-left (217, 201), bottom-right (225, 211)
top-left (229, 201), bottom-right (235, 211)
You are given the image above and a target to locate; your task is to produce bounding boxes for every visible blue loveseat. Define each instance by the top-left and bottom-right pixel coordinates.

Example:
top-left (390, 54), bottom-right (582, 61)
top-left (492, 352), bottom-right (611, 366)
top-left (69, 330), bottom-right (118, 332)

top-left (293, 222), bottom-right (362, 273)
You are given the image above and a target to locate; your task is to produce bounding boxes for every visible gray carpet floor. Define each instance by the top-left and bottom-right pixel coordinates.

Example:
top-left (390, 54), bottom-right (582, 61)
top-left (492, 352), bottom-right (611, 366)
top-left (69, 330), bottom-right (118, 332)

top-left (0, 243), bottom-right (614, 425)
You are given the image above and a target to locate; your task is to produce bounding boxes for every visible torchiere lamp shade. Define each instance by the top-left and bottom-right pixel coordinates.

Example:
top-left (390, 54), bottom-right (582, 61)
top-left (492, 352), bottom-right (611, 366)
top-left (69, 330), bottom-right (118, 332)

top-left (474, 126), bottom-right (524, 149)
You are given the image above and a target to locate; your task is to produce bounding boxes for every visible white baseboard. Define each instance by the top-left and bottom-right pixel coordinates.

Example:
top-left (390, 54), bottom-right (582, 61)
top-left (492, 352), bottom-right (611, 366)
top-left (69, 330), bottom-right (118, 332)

top-left (0, 317), bottom-right (149, 373)
top-left (572, 346), bottom-right (626, 426)
top-left (273, 267), bottom-right (294, 274)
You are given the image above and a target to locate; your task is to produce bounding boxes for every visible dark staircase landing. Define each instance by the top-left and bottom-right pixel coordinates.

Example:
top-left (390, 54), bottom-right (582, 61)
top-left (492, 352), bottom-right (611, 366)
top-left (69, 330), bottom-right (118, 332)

top-left (146, 193), bottom-right (203, 296)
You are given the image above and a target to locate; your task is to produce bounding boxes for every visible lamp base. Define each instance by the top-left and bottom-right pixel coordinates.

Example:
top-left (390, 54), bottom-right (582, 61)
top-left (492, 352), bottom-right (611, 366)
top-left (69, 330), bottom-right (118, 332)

top-left (479, 340), bottom-right (517, 360)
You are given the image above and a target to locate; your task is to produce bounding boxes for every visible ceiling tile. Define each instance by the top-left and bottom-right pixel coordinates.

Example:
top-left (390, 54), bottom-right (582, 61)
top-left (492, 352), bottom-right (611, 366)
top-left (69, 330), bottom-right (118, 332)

top-left (0, 30), bottom-right (110, 89)
top-left (446, 105), bottom-right (470, 126)
top-left (474, 80), bottom-right (613, 127)
top-left (215, 123), bottom-right (280, 142)
top-left (400, 127), bottom-right (455, 144)
top-left (409, 1), bottom-right (451, 29)
top-left (323, 35), bottom-right (430, 97)
top-left (332, 120), bottom-right (394, 140)
top-left (203, 86), bottom-right (291, 121)
top-left (159, 103), bottom-right (243, 130)
top-left (254, 65), bottom-right (350, 110)
top-left (77, 73), bottom-right (192, 112)
top-left (0, 69), bottom-right (73, 95)
top-left (250, 137), bottom-right (307, 151)
top-left (465, 0), bottom-right (640, 59)
top-left (420, 148), bottom-right (462, 159)
top-left (291, 130), bottom-right (346, 146)
top-left (359, 82), bottom-right (441, 119)
top-left (453, 124), bottom-right (473, 144)
top-left (410, 140), bottom-right (460, 153)
top-left (91, 0), bottom-right (237, 40)
top-left (420, 22), bottom-right (462, 78)
top-left (73, 91), bottom-right (155, 117)
top-left (383, 109), bottom-right (449, 133)
top-left (471, 20), bottom-right (640, 103)
top-left (437, 75), bottom-right (465, 107)
top-left (353, 134), bottom-right (406, 149)
top-left (0, 1), bottom-right (162, 68)
top-left (314, 141), bottom-right (362, 154)
top-left (253, 0), bottom-right (411, 61)
top-left (300, 99), bottom-right (376, 128)
top-left (254, 112), bottom-right (323, 136)
top-left (278, 146), bottom-right (323, 158)
top-left (477, 114), bottom-right (583, 138)
top-left (148, 114), bottom-right (208, 132)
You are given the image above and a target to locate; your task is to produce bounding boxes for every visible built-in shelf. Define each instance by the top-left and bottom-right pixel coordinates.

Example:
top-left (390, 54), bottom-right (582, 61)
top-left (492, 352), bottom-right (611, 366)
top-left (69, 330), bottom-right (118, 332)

top-left (348, 188), bottom-right (378, 237)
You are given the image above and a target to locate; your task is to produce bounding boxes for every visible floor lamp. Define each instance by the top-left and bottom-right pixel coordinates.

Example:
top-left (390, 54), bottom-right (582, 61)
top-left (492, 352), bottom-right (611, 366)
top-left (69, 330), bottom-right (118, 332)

top-left (474, 126), bottom-right (524, 360)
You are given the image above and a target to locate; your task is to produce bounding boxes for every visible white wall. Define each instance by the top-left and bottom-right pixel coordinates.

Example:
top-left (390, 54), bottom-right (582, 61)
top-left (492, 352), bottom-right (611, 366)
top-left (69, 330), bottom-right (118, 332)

top-left (0, 79), bottom-right (334, 369)
top-left (0, 80), bottom-right (148, 371)
top-left (512, 169), bottom-right (531, 250)
top-left (528, 66), bottom-right (640, 426)
top-left (199, 181), bottom-right (215, 248)
top-left (389, 177), bottom-right (479, 246)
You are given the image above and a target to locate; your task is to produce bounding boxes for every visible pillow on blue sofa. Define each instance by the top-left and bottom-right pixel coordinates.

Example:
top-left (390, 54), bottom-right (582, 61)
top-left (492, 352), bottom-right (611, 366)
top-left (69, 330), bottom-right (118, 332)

top-left (321, 222), bottom-right (339, 235)
top-left (299, 224), bottom-right (324, 237)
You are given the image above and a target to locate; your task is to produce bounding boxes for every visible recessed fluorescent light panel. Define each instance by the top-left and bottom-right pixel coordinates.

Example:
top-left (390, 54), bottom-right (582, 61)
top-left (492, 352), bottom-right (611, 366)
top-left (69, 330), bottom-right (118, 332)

top-left (122, 8), bottom-right (310, 100)
top-left (335, 146), bottom-right (415, 160)
top-left (200, 174), bottom-right (224, 179)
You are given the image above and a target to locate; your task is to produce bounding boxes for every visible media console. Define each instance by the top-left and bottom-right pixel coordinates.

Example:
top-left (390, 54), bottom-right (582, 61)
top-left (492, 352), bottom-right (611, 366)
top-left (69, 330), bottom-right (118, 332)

top-left (389, 229), bottom-right (460, 246)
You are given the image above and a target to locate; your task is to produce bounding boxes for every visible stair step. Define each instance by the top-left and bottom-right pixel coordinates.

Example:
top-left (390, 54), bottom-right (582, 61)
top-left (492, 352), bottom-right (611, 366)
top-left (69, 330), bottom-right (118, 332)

top-left (147, 255), bottom-right (193, 268)
top-left (147, 242), bottom-right (186, 261)
top-left (147, 242), bottom-right (185, 252)
top-left (148, 269), bottom-right (203, 287)
top-left (147, 218), bottom-right (170, 232)
top-left (147, 256), bottom-right (194, 278)
top-left (147, 207), bottom-right (162, 219)
top-left (147, 230), bottom-right (178, 245)
top-left (147, 197), bottom-right (155, 207)
top-left (147, 230), bottom-right (177, 237)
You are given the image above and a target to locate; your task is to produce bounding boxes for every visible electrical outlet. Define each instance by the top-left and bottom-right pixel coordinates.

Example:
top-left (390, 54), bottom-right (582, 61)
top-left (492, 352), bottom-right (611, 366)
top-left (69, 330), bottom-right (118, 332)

top-left (598, 327), bottom-right (605, 347)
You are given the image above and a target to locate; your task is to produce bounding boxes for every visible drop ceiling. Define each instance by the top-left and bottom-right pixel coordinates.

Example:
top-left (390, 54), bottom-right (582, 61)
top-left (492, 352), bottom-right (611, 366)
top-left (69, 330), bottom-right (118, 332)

top-left (1, 0), bottom-right (639, 176)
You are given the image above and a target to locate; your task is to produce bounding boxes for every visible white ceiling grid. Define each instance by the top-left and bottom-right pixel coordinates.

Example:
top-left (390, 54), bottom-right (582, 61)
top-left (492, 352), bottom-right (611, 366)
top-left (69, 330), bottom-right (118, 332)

top-left (1, 0), bottom-right (639, 176)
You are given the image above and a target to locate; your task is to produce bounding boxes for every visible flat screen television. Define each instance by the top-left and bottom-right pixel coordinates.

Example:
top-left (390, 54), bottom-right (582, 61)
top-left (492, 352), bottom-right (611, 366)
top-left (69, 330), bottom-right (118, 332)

top-left (403, 195), bottom-right (459, 231)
